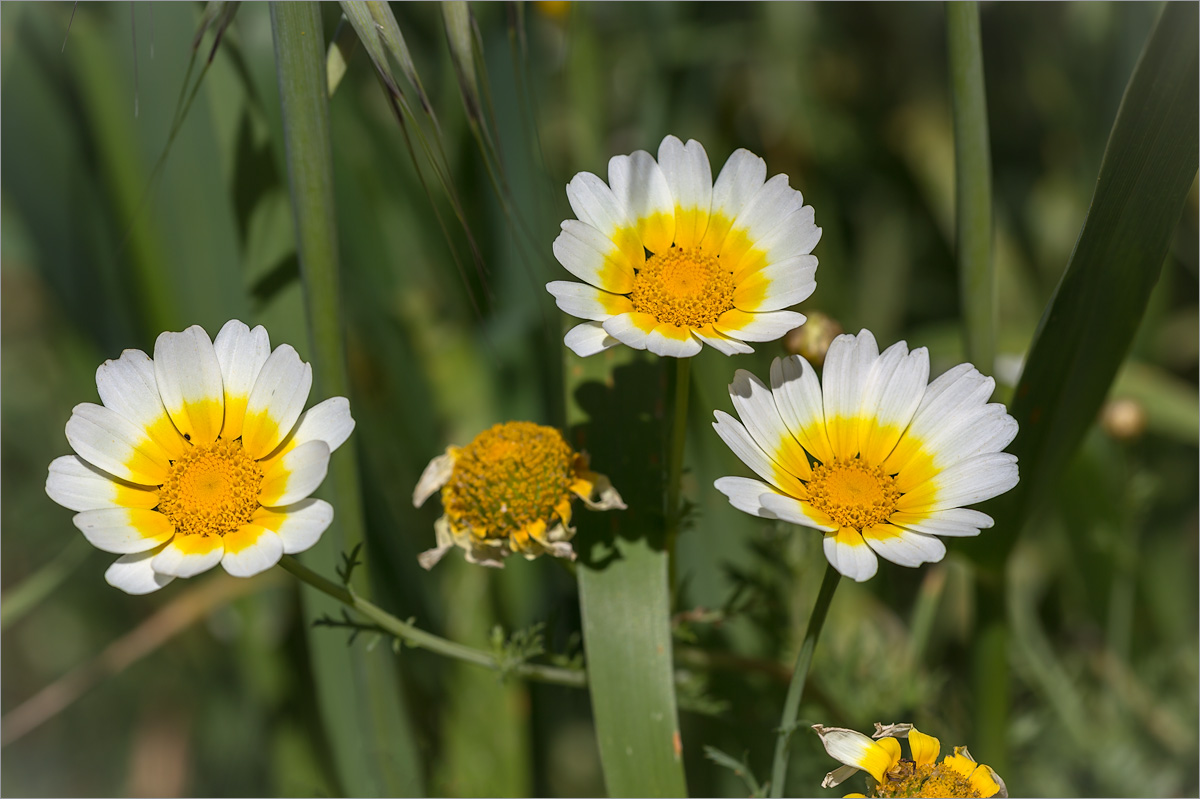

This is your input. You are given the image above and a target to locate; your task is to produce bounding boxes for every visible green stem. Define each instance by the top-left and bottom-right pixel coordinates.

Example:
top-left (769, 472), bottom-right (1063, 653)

top-left (947, 0), bottom-right (995, 372)
top-left (0, 538), bottom-right (91, 631)
top-left (278, 556), bottom-right (586, 688)
top-left (769, 562), bottom-right (840, 798)
top-left (665, 356), bottom-right (691, 588)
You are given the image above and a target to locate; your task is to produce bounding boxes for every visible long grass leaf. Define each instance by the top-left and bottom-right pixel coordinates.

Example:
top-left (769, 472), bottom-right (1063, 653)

top-left (270, 4), bottom-right (423, 794)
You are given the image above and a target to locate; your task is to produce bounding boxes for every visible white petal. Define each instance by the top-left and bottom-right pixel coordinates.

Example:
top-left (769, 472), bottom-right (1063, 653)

top-left (821, 330), bottom-right (880, 458)
top-left (608, 150), bottom-right (675, 253)
top-left (821, 764), bottom-right (862, 790)
top-left (254, 499), bottom-right (334, 554)
top-left (564, 322), bottom-right (621, 357)
top-left (64, 403), bottom-right (171, 486)
top-left (285, 396), bottom-right (356, 455)
top-left (713, 476), bottom-right (778, 519)
top-left (732, 254), bottom-right (818, 312)
top-left (657, 136), bottom-right (712, 248)
top-left (693, 327), bottom-right (755, 355)
top-left (703, 148), bottom-right (767, 251)
top-left (813, 725), bottom-right (884, 772)
top-left (857, 342), bottom-right (929, 464)
top-left (105, 546), bottom-right (175, 595)
top-left (46, 455), bottom-right (158, 512)
top-left (900, 453), bottom-right (1020, 513)
top-left (731, 205), bottom-right (822, 283)
top-left (717, 174), bottom-right (807, 262)
top-left (823, 529), bottom-right (878, 582)
top-left (714, 309), bottom-right (806, 342)
top-left (221, 526), bottom-right (285, 577)
top-left (602, 312), bottom-right (657, 350)
top-left (889, 507), bottom-right (995, 537)
top-left (95, 348), bottom-right (186, 459)
top-left (553, 219), bottom-right (636, 293)
top-left (241, 345), bottom-right (313, 459)
top-left (74, 508), bottom-right (175, 554)
top-left (151, 535), bottom-right (225, 578)
top-left (260, 440), bottom-right (331, 506)
top-left (770, 355), bottom-right (834, 465)
top-left (759, 493), bottom-right (837, 531)
top-left (153, 325), bottom-right (225, 445)
top-left (728, 369), bottom-right (811, 480)
top-left (213, 320), bottom-right (271, 442)
top-left (712, 411), bottom-right (806, 497)
top-left (863, 525), bottom-right (947, 567)
top-left (645, 324), bottom-right (702, 358)
top-left (546, 280), bottom-right (630, 322)
top-left (566, 171), bottom-right (635, 240)
top-left (413, 452), bottom-right (455, 508)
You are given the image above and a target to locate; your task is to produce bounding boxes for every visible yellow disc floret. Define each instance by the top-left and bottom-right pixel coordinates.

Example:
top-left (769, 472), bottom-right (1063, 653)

top-left (629, 246), bottom-right (735, 328)
top-left (873, 759), bottom-right (981, 798)
top-left (158, 439), bottom-right (264, 537)
top-left (442, 422), bottom-right (576, 541)
top-left (807, 457), bottom-right (901, 530)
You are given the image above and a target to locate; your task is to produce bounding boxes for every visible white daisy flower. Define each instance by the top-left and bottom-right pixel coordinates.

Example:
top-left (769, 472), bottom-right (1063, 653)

top-left (713, 329), bottom-right (1019, 582)
top-left (46, 321), bottom-right (355, 594)
top-left (547, 134), bottom-right (821, 358)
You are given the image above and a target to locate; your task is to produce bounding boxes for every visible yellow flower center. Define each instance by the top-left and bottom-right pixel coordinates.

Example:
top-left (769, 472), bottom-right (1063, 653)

top-left (873, 760), bottom-right (981, 798)
top-left (442, 422), bottom-right (575, 540)
top-left (158, 439), bottom-right (264, 537)
top-left (629, 246), bottom-right (735, 328)
top-left (806, 457), bottom-right (900, 530)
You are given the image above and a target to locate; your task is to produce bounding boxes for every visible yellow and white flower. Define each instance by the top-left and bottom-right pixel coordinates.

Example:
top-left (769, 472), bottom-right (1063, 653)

top-left (812, 722), bottom-right (1007, 798)
top-left (713, 329), bottom-right (1018, 582)
top-left (547, 134), bottom-right (820, 358)
top-left (413, 421), bottom-right (625, 568)
top-left (46, 321), bottom-right (354, 594)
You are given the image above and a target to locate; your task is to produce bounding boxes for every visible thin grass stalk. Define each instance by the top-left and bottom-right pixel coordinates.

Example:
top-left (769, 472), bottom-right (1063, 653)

top-left (946, 1), bottom-right (995, 372)
top-left (270, 4), bottom-right (422, 794)
top-left (665, 357), bottom-right (691, 587)
top-left (769, 563), bottom-right (840, 798)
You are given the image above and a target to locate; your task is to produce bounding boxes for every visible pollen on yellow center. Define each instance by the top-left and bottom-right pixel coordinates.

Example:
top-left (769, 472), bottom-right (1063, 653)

top-left (806, 457), bottom-right (900, 530)
top-left (874, 760), bottom-right (981, 798)
top-left (629, 245), bottom-right (735, 329)
top-left (442, 422), bottom-right (576, 540)
top-left (158, 439), bottom-right (264, 538)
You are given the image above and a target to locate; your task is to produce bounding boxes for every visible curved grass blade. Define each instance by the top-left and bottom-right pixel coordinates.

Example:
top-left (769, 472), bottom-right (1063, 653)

top-left (270, 4), bottom-right (423, 794)
top-left (978, 0), bottom-right (1199, 562)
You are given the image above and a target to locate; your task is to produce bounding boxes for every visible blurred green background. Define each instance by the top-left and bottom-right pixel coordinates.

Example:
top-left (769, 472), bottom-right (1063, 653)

top-left (2, 2), bottom-right (1196, 797)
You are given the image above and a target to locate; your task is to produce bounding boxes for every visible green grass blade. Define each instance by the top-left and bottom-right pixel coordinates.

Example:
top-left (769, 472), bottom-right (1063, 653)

top-left (982, 1), bottom-right (1198, 555)
top-left (568, 349), bottom-right (688, 798)
top-left (270, 4), bottom-right (423, 794)
top-left (946, 1), bottom-right (995, 371)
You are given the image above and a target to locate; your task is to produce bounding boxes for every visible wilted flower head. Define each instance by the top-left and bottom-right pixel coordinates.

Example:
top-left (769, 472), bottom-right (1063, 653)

top-left (413, 421), bottom-right (624, 568)
top-left (813, 722), bottom-right (1006, 798)
top-left (46, 321), bottom-right (354, 594)
top-left (548, 134), bottom-right (820, 358)
top-left (714, 329), bottom-right (1019, 581)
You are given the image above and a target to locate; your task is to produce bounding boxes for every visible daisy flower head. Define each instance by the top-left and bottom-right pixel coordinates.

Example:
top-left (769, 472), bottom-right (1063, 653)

top-left (812, 722), bottom-right (1007, 798)
top-left (46, 321), bottom-right (355, 594)
top-left (713, 329), bottom-right (1018, 582)
top-left (413, 421), bottom-right (625, 568)
top-left (547, 134), bottom-right (821, 358)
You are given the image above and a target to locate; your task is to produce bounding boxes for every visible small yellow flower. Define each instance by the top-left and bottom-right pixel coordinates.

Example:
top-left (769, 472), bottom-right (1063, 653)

top-left (812, 722), bottom-right (1007, 798)
top-left (413, 422), bottom-right (625, 568)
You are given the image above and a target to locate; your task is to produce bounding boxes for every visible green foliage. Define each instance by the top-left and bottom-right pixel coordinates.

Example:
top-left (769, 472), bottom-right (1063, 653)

top-left (2, 3), bottom-right (1195, 798)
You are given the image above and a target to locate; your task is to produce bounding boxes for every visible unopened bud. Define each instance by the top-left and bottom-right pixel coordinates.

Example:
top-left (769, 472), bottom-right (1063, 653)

top-left (784, 311), bottom-right (843, 368)
top-left (1101, 397), bottom-right (1147, 441)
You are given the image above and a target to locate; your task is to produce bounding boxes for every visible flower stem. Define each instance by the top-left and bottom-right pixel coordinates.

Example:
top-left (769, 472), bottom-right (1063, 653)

top-left (278, 555), bottom-right (586, 688)
top-left (769, 561), bottom-right (841, 798)
top-left (665, 356), bottom-right (691, 586)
